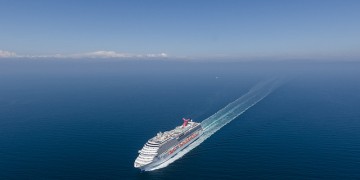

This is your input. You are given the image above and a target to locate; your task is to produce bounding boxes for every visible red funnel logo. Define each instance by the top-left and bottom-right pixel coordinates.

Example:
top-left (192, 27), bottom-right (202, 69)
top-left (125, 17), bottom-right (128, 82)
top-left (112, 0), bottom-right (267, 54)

top-left (182, 118), bottom-right (190, 127)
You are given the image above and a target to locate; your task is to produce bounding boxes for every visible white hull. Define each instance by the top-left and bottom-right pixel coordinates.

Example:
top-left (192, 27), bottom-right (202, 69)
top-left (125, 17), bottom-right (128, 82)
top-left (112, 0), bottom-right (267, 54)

top-left (140, 130), bottom-right (203, 171)
top-left (134, 119), bottom-right (203, 170)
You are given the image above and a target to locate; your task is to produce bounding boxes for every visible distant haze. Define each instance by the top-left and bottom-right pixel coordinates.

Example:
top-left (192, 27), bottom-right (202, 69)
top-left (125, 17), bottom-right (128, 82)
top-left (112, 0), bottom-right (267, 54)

top-left (1, 0), bottom-right (360, 60)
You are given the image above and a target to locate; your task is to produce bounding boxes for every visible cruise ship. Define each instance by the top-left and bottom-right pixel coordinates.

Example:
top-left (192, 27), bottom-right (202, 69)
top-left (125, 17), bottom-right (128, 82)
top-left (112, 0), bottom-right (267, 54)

top-left (134, 118), bottom-right (203, 171)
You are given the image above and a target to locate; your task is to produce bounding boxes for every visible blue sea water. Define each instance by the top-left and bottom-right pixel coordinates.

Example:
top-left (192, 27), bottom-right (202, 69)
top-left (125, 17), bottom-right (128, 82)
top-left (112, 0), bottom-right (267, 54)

top-left (0, 60), bottom-right (359, 179)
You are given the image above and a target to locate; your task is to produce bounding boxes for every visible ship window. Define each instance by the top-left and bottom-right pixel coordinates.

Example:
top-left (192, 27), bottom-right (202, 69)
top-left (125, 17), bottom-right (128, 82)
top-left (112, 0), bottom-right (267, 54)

top-left (146, 142), bottom-right (160, 146)
top-left (146, 144), bottom-right (159, 147)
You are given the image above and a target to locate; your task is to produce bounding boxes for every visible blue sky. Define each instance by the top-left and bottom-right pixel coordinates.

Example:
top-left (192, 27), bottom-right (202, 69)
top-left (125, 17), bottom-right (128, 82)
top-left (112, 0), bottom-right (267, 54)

top-left (0, 0), bottom-right (360, 59)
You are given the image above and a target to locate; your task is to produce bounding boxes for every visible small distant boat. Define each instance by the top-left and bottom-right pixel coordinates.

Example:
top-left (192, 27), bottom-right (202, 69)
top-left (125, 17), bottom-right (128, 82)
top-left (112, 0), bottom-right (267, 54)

top-left (134, 118), bottom-right (203, 170)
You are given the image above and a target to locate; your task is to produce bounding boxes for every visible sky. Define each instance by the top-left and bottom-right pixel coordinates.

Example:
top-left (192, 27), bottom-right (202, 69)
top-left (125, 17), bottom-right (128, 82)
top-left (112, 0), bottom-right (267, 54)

top-left (0, 0), bottom-right (360, 60)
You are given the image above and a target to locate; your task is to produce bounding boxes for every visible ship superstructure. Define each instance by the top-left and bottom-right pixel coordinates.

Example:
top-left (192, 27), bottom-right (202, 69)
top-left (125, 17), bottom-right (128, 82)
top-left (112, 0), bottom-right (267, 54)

top-left (134, 118), bottom-right (203, 170)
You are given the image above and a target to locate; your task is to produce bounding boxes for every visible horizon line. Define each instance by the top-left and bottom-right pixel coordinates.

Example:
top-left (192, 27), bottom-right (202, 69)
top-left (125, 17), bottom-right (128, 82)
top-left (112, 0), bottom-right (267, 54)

top-left (0, 49), bottom-right (359, 61)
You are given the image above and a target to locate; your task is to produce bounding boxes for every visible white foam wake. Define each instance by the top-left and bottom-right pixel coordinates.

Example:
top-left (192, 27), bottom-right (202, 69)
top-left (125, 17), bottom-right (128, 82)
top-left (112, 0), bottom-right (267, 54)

top-left (147, 79), bottom-right (281, 171)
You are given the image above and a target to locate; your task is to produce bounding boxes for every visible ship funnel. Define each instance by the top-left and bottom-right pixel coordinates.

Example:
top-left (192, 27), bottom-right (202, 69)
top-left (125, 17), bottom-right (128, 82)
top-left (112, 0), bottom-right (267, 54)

top-left (182, 118), bottom-right (190, 127)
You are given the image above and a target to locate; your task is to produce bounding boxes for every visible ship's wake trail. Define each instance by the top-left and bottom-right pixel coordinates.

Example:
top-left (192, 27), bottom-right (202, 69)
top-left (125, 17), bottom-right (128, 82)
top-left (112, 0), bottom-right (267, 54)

top-left (147, 78), bottom-right (282, 171)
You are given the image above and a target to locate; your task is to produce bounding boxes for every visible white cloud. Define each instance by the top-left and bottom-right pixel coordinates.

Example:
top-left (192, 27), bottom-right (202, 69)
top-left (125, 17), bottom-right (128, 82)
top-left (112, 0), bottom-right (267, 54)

top-left (146, 53), bottom-right (168, 58)
top-left (0, 50), bottom-right (168, 59)
top-left (75, 51), bottom-right (131, 58)
top-left (71, 51), bottom-right (168, 58)
top-left (0, 50), bottom-right (18, 58)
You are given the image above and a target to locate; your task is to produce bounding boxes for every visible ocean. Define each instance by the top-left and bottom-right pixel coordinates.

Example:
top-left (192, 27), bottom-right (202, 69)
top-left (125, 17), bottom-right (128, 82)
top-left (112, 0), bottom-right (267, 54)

top-left (0, 60), bottom-right (359, 179)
